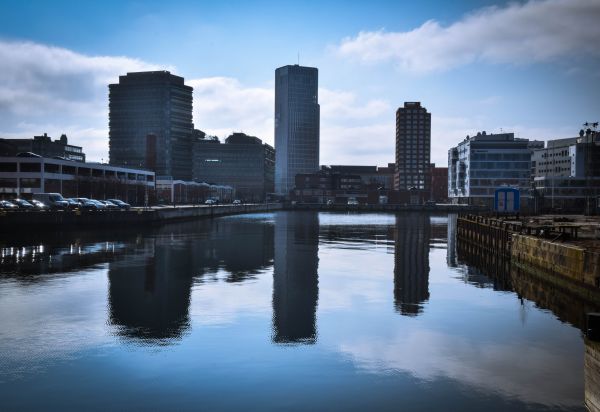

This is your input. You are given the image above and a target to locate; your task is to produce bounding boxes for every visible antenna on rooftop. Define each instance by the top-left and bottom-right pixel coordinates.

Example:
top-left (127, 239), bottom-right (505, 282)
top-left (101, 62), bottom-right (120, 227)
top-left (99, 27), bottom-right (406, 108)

top-left (298, 52), bottom-right (300, 65)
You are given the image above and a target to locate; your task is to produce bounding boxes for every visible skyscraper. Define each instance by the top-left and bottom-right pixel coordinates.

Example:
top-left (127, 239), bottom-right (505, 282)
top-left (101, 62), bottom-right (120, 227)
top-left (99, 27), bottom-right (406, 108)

top-left (274, 65), bottom-right (320, 196)
top-left (394, 102), bottom-right (431, 193)
top-left (109, 71), bottom-right (193, 180)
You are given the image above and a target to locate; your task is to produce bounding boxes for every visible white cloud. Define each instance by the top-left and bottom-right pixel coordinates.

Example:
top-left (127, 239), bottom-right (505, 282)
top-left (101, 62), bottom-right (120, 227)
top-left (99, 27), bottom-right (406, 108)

top-left (0, 40), bottom-right (164, 161)
top-left (335, 0), bottom-right (600, 72)
top-left (189, 78), bottom-right (395, 165)
top-left (188, 77), bottom-right (274, 144)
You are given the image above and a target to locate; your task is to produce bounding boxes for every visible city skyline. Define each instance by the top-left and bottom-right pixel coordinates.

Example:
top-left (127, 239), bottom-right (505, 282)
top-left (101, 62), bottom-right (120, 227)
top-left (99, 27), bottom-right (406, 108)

top-left (0, 0), bottom-right (598, 167)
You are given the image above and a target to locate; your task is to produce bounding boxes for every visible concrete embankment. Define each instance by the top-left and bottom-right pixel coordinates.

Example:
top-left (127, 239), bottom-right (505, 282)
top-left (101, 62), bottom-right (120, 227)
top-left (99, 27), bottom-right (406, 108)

top-left (511, 235), bottom-right (600, 301)
top-left (291, 203), bottom-right (483, 213)
top-left (457, 214), bottom-right (600, 303)
top-left (0, 203), bottom-right (282, 230)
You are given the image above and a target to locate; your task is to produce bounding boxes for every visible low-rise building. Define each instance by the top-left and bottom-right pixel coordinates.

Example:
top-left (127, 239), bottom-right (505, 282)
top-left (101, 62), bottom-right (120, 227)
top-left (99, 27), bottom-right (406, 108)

top-left (329, 164), bottom-right (395, 189)
top-left (292, 167), bottom-right (364, 204)
top-left (448, 131), bottom-right (542, 208)
top-left (155, 177), bottom-right (234, 204)
top-left (0, 133), bottom-right (85, 162)
top-left (0, 155), bottom-right (154, 205)
top-left (192, 131), bottom-right (274, 202)
top-left (531, 130), bottom-right (600, 213)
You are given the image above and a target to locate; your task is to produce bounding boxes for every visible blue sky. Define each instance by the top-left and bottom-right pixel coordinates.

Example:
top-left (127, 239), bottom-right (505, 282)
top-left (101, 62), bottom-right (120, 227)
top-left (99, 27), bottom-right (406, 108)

top-left (0, 0), bottom-right (598, 165)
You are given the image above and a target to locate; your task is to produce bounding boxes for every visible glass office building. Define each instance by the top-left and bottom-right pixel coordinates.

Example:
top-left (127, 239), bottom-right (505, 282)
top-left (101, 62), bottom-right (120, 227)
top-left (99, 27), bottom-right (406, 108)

top-left (448, 132), bottom-right (542, 206)
top-left (109, 71), bottom-right (193, 181)
top-left (274, 65), bottom-right (320, 196)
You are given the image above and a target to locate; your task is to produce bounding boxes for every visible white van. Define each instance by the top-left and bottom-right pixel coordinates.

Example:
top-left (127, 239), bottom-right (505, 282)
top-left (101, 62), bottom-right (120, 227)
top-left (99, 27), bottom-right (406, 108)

top-left (32, 193), bottom-right (69, 210)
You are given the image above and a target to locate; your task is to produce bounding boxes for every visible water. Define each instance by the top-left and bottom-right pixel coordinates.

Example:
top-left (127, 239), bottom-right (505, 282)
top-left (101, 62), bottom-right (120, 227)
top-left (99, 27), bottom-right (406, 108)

top-left (0, 211), bottom-right (593, 411)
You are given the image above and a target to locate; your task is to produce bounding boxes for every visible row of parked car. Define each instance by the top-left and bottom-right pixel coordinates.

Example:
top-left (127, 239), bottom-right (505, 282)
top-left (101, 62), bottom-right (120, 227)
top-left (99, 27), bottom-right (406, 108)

top-left (0, 192), bottom-right (131, 211)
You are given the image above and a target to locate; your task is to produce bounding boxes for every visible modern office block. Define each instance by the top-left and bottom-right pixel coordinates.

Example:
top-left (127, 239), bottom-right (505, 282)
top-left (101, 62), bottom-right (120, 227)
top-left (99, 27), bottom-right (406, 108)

top-left (395, 102), bottom-right (431, 192)
top-left (192, 132), bottom-right (275, 201)
top-left (274, 65), bottom-right (320, 196)
top-left (109, 71), bottom-right (193, 180)
top-left (531, 131), bottom-right (600, 212)
top-left (447, 131), bottom-right (542, 207)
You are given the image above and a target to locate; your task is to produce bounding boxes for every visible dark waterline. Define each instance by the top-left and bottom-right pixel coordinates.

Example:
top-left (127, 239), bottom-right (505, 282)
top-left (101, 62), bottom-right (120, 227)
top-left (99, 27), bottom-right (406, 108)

top-left (0, 211), bottom-right (591, 411)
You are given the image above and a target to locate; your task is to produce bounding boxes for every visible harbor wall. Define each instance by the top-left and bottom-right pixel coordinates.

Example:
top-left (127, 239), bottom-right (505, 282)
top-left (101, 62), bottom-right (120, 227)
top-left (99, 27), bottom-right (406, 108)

top-left (0, 203), bottom-right (283, 230)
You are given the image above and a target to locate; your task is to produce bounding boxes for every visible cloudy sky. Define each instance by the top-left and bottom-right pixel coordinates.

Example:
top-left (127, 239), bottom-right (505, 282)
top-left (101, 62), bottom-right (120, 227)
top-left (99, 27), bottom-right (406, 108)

top-left (0, 0), bottom-right (598, 166)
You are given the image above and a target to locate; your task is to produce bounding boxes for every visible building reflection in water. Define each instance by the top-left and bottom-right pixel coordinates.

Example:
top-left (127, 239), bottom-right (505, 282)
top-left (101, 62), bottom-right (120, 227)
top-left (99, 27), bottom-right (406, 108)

top-left (393, 213), bottom-right (431, 316)
top-left (272, 212), bottom-right (319, 344)
top-left (446, 213), bottom-right (458, 267)
top-left (108, 239), bottom-right (194, 342)
top-left (108, 218), bottom-right (274, 343)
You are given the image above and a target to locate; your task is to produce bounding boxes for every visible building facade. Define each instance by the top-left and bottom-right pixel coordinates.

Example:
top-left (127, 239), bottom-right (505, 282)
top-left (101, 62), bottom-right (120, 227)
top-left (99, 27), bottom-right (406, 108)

top-left (448, 131), bottom-right (542, 207)
top-left (395, 102), bottom-right (431, 193)
top-left (292, 167), bottom-right (364, 204)
top-left (0, 155), bottom-right (154, 204)
top-left (274, 65), bottom-right (320, 196)
top-left (192, 132), bottom-right (275, 201)
top-left (531, 131), bottom-right (600, 212)
top-left (109, 71), bottom-right (193, 181)
top-left (329, 164), bottom-right (395, 189)
top-left (430, 164), bottom-right (448, 203)
top-left (0, 133), bottom-right (85, 162)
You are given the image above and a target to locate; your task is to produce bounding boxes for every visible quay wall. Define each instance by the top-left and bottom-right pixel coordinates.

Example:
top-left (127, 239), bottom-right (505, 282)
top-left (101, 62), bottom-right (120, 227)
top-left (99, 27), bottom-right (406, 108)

top-left (0, 203), bottom-right (282, 230)
top-left (291, 203), bottom-right (482, 213)
top-left (457, 215), bottom-right (600, 303)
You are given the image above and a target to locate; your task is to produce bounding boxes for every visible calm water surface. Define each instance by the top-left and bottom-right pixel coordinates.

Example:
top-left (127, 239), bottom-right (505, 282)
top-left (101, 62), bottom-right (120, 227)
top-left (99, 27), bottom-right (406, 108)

top-left (0, 211), bottom-right (593, 411)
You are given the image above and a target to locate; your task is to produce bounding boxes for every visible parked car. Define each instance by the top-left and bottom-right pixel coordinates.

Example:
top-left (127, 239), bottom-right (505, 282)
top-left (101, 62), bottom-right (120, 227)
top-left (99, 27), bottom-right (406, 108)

top-left (88, 199), bottom-right (107, 210)
top-left (11, 199), bottom-right (35, 209)
top-left (31, 199), bottom-right (49, 210)
top-left (232, 199), bottom-right (241, 205)
top-left (66, 198), bottom-right (82, 210)
top-left (347, 198), bottom-right (359, 205)
top-left (32, 193), bottom-right (69, 210)
top-left (16, 152), bottom-right (41, 158)
top-left (107, 199), bottom-right (131, 210)
top-left (100, 200), bottom-right (120, 210)
top-left (75, 198), bottom-right (99, 210)
top-left (205, 199), bottom-right (216, 205)
top-left (0, 200), bottom-right (18, 210)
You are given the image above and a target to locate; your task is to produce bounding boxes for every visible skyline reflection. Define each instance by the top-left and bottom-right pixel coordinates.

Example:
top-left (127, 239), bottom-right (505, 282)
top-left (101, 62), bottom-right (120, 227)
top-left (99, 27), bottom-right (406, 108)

top-left (0, 211), bottom-right (593, 411)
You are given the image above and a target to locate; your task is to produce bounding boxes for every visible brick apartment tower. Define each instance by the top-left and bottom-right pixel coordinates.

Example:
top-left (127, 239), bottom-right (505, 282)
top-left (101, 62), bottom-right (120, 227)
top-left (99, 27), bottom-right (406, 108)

top-left (394, 102), bottom-right (431, 194)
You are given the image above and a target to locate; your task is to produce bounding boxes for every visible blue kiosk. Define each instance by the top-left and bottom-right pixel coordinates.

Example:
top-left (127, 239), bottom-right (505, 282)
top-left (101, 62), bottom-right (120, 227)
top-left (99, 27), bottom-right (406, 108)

top-left (494, 187), bottom-right (520, 213)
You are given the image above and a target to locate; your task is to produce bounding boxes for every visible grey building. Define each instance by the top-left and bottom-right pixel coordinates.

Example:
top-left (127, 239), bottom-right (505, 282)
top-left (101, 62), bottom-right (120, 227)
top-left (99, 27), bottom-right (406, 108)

top-left (274, 65), bottom-right (320, 196)
top-left (532, 131), bottom-right (600, 212)
top-left (0, 133), bottom-right (85, 162)
top-left (109, 71), bottom-right (193, 181)
top-left (192, 132), bottom-right (275, 201)
top-left (448, 131), bottom-right (543, 207)
top-left (395, 102), bottom-right (431, 193)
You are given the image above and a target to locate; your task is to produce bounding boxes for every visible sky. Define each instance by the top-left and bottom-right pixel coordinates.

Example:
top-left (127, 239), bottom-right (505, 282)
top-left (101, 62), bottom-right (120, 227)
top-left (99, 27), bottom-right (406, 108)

top-left (0, 0), bottom-right (598, 166)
